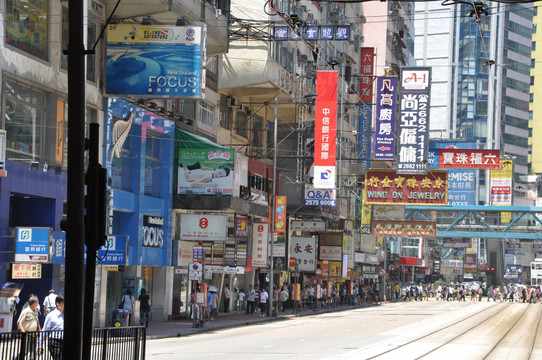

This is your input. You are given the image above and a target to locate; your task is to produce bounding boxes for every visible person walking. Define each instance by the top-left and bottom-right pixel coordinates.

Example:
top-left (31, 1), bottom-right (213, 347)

top-left (17, 296), bottom-right (41, 360)
top-left (246, 285), bottom-right (255, 315)
top-left (121, 289), bottom-right (135, 325)
top-left (138, 288), bottom-right (151, 329)
top-left (43, 290), bottom-right (57, 317)
top-left (38, 294), bottom-right (64, 360)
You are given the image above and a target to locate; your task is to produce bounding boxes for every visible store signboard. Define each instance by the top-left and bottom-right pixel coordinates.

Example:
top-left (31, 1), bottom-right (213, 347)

top-left (373, 77), bottom-right (397, 160)
top-left (98, 236), bottom-right (128, 265)
top-left (372, 220), bottom-right (436, 237)
top-left (291, 220), bottom-right (326, 232)
top-left (179, 214), bottom-right (228, 241)
top-left (290, 237), bottom-right (316, 272)
top-left (251, 223), bottom-right (269, 268)
top-left (15, 228), bottom-right (51, 262)
top-left (12, 264), bottom-right (42, 279)
top-left (396, 67), bottom-right (431, 174)
top-left (438, 149), bottom-right (501, 169)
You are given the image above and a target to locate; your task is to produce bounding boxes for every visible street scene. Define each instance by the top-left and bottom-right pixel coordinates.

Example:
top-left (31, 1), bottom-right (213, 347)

top-left (1, 0), bottom-right (542, 359)
top-left (145, 298), bottom-right (542, 359)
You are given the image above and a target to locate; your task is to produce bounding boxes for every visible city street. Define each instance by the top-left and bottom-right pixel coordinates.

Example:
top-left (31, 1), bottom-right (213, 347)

top-left (146, 300), bottom-right (542, 360)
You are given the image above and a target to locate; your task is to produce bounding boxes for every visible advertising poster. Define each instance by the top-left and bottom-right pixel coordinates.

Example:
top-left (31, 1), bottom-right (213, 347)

top-left (274, 196), bottom-right (287, 233)
top-left (464, 254), bottom-right (478, 274)
top-left (235, 217), bottom-right (248, 237)
top-left (441, 247), bottom-right (464, 268)
top-left (106, 24), bottom-right (205, 98)
top-left (177, 148), bottom-right (235, 195)
top-left (396, 67), bottom-right (432, 174)
top-left (491, 159), bottom-right (513, 223)
top-left (373, 77), bottom-right (397, 160)
top-left (5, 0), bottom-right (48, 60)
top-left (314, 71), bottom-right (338, 189)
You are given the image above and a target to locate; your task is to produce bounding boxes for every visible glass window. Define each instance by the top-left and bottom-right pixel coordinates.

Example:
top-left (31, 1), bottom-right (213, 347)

top-left (144, 131), bottom-right (162, 197)
top-left (199, 101), bottom-right (215, 128)
top-left (4, 79), bottom-right (47, 162)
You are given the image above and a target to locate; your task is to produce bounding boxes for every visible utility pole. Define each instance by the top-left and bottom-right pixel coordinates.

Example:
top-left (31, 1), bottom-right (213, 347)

top-left (65, 0), bottom-right (86, 357)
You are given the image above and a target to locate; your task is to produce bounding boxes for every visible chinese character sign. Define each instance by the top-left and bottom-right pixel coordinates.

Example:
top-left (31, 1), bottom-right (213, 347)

top-left (251, 223), bottom-right (269, 268)
top-left (490, 159), bottom-right (513, 206)
top-left (373, 77), bottom-right (397, 160)
top-left (314, 71), bottom-right (338, 189)
top-left (359, 48), bottom-right (374, 104)
top-left (438, 149), bottom-right (501, 169)
top-left (290, 236), bottom-right (316, 272)
top-left (397, 67), bottom-right (432, 174)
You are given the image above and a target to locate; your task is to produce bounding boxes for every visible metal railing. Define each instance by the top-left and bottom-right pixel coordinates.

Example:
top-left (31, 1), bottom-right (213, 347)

top-left (0, 326), bottom-right (145, 360)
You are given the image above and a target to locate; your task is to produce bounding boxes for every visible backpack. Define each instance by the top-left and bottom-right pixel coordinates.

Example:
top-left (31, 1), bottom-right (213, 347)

top-left (118, 295), bottom-right (125, 309)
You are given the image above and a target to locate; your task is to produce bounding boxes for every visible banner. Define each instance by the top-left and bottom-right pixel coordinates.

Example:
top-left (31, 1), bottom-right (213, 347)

top-left (274, 196), bottom-right (287, 233)
top-left (358, 104), bottom-right (373, 171)
top-left (106, 24), bottom-right (205, 98)
top-left (314, 71), bottom-right (338, 189)
top-left (397, 67), bottom-right (432, 174)
top-left (373, 77), bottom-right (397, 160)
top-left (364, 169), bottom-right (448, 205)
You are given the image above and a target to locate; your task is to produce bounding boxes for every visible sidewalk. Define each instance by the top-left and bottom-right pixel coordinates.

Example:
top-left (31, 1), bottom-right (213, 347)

top-left (145, 301), bottom-right (380, 339)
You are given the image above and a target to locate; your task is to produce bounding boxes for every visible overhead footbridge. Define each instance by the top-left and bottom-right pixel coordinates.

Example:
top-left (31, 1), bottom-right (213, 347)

top-left (405, 205), bottom-right (542, 240)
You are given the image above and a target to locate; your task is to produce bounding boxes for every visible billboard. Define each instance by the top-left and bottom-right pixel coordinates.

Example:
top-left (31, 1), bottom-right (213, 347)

top-left (438, 149), bottom-right (501, 169)
top-left (490, 159), bottom-right (513, 206)
top-left (373, 77), bottom-right (397, 160)
top-left (106, 24), bottom-right (205, 98)
top-left (179, 214), bottom-right (228, 241)
top-left (304, 186), bottom-right (336, 206)
top-left (428, 140), bottom-right (478, 206)
top-left (396, 67), bottom-right (432, 174)
top-left (177, 148), bottom-right (234, 195)
top-left (314, 71), bottom-right (338, 189)
top-left (364, 169), bottom-right (448, 205)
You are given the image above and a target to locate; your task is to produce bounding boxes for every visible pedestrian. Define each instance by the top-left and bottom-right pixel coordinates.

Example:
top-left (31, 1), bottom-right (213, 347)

top-left (237, 289), bottom-right (245, 311)
top-left (17, 296), bottom-right (41, 360)
top-left (223, 284), bottom-right (231, 313)
top-left (138, 288), bottom-right (151, 329)
top-left (23, 293), bottom-right (41, 316)
top-left (259, 287), bottom-right (269, 317)
top-left (43, 289), bottom-right (57, 317)
top-left (121, 289), bottom-right (135, 325)
top-left (210, 290), bottom-right (218, 320)
top-left (246, 285), bottom-right (255, 315)
top-left (280, 286), bottom-right (289, 312)
top-left (38, 294), bottom-right (64, 360)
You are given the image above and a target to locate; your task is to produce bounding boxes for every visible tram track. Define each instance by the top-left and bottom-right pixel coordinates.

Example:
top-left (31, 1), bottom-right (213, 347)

top-left (365, 302), bottom-right (507, 359)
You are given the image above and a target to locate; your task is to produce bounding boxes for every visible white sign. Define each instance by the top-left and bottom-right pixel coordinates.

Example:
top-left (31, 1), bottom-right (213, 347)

top-left (179, 214), bottom-right (227, 241)
top-left (291, 220), bottom-right (326, 232)
top-left (251, 223), bottom-right (268, 268)
top-left (206, 265), bottom-right (245, 274)
top-left (290, 237), bottom-right (316, 272)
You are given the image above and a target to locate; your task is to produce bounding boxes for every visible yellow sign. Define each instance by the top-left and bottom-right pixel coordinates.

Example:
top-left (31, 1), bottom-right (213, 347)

top-left (55, 100), bottom-right (65, 164)
top-left (12, 264), bottom-right (41, 279)
top-left (103, 265), bottom-right (119, 271)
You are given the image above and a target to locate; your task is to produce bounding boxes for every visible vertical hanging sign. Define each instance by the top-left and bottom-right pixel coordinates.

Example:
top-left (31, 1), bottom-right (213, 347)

top-left (251, 223), bottom-right (269, 268)
top-left (359, 48), bottom-right (374, 104)
top-left (274, 196), bottom-right (287, 233)
top-left (314, 71), bottom-right (338, 189)
top-left (396, 67), bottom-right (432, 174)
top-left (373, 77), bottom-right (397, 160)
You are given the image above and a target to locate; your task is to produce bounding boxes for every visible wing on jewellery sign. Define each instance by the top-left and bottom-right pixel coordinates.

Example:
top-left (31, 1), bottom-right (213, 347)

top-left (363, 169), bottom-right (448, 205)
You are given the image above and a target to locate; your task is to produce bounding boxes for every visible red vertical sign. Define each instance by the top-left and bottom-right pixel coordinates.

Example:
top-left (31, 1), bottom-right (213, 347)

top-left (314, 71), bottom-right (338, 189)
top-left (360, 48), bottom-right (374, 104)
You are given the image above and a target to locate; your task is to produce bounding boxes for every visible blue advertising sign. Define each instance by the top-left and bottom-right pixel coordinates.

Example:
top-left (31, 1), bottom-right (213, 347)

top-left (304, 187), bottom-right (337, 206)
top-left (358, 104), bottom-right (373, 170)
top-left (98, 235), bottom-right (128, 265)
top-left (373, 77), bottom-right (397, 160)
top-left (51, 231), bottom-right (66, 264)
top-left (273, 25), bottom-right (350, 41)
top-left (15, 227), bottom-right (50, 262)
top-left (429, 140), bottom-right (478, 206)
top-left (106, 24), bottom-right (206, 98)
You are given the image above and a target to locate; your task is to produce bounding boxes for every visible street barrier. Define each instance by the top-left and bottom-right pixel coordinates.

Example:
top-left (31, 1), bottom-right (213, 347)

top-left (0, 326), bottom-right (146, 360)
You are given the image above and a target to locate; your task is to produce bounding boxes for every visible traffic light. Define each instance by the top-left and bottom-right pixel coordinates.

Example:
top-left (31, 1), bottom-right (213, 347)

top-left (84, 123), bottom-right (107, 252)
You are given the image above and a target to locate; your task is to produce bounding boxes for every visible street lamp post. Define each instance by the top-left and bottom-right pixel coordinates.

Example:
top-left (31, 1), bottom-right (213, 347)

top-left (269, 94), bottom-right (316, 317)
